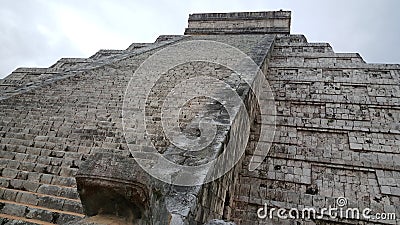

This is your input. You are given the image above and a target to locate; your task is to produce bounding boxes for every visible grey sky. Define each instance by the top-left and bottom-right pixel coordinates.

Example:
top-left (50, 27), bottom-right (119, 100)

top-left (0, 0), bottom-right (399, 78)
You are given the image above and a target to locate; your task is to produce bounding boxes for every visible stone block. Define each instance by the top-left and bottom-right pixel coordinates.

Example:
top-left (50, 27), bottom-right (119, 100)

top-left (1, 203), bottom-right (27, 217)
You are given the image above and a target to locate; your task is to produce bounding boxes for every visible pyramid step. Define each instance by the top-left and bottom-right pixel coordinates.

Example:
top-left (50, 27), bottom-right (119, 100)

top-left (0, 177), bottom-right (80, 200)
top-left (0, 213), bottom-right (47, 225)
top-left (0, 138), bottom-right (33, 150)
top-left (0, 200), bottom-right (84, 224)
top-left (272, 52), bottom-right (363, 59)
top-left (0, 154), bottom-right (78, 178)
top-left (0, 132), bottom-right (125, 155)
top-left (0, 187), bottom-right (83, 214)
top-left (269, 60), bottom-right (377, 69)
top-left (0, 167), bottom-right (77, 188)
top-left (0, 143), bottom-right (85, 162)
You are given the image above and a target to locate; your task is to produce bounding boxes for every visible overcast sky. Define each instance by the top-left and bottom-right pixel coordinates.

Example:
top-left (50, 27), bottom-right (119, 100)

top-left (0, 0), bottom-right (399, 78)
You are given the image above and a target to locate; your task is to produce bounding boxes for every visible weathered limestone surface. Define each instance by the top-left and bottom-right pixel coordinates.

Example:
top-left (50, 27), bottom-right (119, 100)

top-left (185, 11), bottom-right (291, 35)
top-left (0, 31), bottom-right (275, 224)
top-left (0, 35), bottom-right (186, 224)
top-left (231, 35), bottom-right (400, 224)
top-left (0, 10), bottom-right (399, 225)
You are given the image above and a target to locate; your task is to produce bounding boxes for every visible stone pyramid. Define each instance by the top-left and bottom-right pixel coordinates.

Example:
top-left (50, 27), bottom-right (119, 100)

top-left (0, 11), bottom-right (399, 225)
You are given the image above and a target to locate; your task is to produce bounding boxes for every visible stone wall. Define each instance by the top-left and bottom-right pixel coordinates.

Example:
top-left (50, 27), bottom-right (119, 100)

top-left (230, 34), bottom-right (400, 225)
top-left (185, 11), bottom-right (290, 35)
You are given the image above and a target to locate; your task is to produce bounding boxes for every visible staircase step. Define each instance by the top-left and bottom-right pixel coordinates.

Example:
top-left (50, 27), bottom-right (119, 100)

top-left (0, 143), bottom-right (85, 162)
top-left (0, 187), bottom-right (83, 214)
top-left (0, 177), bottom-right (80, 200)
top-left (0, 152), bottom-right (79, 177)
top-left (0, 213), bottom-right (45, 225)
top-left (0, 200), bottom-right (84, 224)
top-left (0, 167), bottom-right (77, 188)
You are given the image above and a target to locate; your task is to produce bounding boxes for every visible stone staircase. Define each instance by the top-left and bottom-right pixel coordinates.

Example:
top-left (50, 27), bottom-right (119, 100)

top-left (0, 107), bottom-right (129, 224)
top-left (0, 30), bottom-right (277, 224)
top-left (0, 106), bottom-right (82, 224)
top-left (0, 103), bottom-right (86, 224)
top-left (0, 36), bottom-right (186, 224)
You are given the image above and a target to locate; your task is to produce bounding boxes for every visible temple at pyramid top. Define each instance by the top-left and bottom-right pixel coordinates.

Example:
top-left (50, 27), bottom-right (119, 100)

top-left (184, 10), bottom-right (291, 35)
